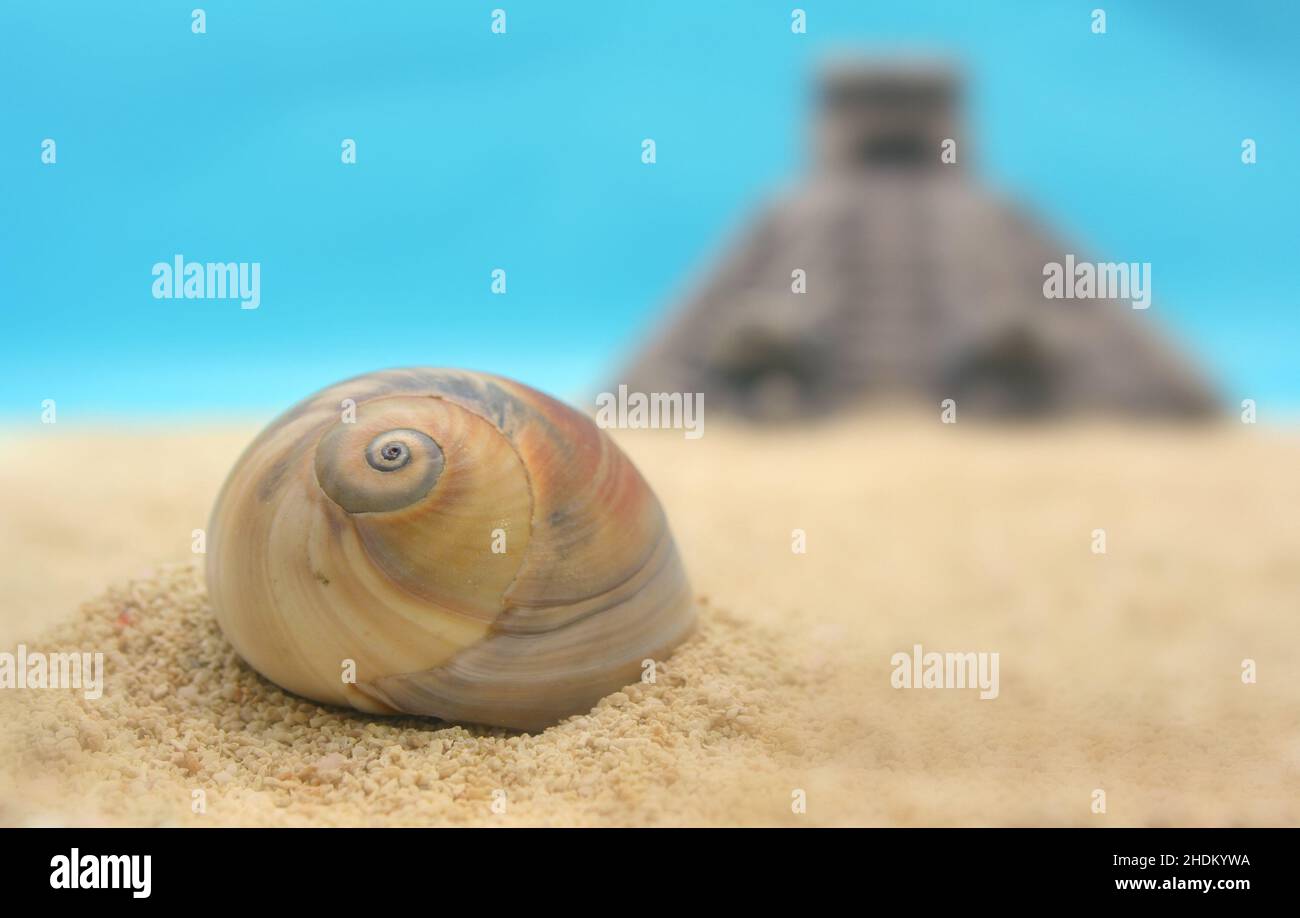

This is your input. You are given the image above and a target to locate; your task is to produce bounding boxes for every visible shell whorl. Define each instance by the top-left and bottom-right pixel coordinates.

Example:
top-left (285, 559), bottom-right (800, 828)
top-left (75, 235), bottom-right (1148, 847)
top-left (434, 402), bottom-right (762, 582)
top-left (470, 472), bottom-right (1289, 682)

top-left (205, 368), bottom-right (694, 731)
top-left (316, 425), bottom-right (444, 512)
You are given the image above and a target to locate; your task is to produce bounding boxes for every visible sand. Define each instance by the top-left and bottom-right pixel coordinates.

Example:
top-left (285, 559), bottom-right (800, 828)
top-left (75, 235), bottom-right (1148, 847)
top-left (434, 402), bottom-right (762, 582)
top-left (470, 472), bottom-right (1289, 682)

top-left (2, 418), bottom-right (1299, 826)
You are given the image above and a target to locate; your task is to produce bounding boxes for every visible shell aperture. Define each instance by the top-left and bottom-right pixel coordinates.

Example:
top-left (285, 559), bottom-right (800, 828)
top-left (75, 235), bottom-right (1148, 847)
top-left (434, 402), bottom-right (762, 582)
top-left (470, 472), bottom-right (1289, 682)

top-left (206, 368), bottom-right (695, 731)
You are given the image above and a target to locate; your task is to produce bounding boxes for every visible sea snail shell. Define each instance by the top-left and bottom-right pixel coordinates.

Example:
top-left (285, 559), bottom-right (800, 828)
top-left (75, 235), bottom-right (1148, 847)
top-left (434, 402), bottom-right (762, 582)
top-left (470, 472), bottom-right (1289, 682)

top-left (206, 368), bottom-right (695, 731)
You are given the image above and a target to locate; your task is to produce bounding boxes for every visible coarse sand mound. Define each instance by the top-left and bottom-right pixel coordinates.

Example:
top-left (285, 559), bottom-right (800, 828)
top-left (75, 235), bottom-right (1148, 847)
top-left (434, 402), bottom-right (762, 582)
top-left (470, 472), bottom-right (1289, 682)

top-left (0, 565), bottom-right (823, 827)
top-left (4, 422), bottom-right (1300, 826)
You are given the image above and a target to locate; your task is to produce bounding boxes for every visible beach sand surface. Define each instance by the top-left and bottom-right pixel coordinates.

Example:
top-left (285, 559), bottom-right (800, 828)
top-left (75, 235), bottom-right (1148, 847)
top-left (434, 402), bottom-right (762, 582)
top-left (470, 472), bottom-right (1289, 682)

top-left (1, 418), bottom-right (1297, 826)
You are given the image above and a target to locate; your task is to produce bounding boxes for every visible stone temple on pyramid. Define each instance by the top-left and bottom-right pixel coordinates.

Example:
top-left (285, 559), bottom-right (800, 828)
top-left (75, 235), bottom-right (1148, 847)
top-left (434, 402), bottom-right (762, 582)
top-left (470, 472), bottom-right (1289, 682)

top-left (617, 60), bottom-right (1219, 419)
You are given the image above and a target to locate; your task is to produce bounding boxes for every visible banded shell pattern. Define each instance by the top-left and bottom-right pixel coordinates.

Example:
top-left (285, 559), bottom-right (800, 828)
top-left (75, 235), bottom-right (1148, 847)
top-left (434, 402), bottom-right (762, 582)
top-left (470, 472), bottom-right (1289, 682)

top-left (205, 368), bottom-right (695, 731)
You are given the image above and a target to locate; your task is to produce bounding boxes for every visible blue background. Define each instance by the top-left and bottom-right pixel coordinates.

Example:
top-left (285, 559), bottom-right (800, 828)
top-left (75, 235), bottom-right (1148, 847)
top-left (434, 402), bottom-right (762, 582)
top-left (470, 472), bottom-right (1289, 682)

top-left (2, 1), bottom-right (1296, 421)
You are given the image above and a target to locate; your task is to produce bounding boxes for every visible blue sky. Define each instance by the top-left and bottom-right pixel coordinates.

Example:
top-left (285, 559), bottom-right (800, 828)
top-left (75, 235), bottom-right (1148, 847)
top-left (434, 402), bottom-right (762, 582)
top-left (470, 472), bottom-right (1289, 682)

top-left (1, 1), bottom-right (1296, 422)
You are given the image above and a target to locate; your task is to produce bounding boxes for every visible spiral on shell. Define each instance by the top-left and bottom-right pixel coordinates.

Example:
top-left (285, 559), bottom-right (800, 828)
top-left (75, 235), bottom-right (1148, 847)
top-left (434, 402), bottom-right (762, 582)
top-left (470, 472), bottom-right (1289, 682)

top-left (206, 369), bottom-right (695, 731)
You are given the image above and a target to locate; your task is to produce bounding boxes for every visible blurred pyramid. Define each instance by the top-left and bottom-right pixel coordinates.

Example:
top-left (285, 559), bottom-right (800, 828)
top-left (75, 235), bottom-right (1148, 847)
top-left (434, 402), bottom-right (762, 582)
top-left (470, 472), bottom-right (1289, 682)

top-left (619, 59), bottom-right (1219, 420)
